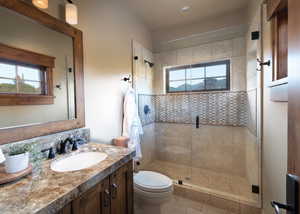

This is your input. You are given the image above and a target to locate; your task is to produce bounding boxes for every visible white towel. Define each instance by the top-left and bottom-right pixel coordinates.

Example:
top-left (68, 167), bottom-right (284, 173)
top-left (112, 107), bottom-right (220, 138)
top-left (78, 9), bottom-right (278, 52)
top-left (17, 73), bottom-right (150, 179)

top-left (122, 87), bottom-right (143, 160)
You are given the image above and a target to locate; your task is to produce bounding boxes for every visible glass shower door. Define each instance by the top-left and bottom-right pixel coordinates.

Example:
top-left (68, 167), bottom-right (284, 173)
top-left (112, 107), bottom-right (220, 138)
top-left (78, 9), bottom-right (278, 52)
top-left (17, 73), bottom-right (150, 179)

top-left (153, 94), bottom-right (192, 184)
top-left (189, 92), bottom-right (213, 190)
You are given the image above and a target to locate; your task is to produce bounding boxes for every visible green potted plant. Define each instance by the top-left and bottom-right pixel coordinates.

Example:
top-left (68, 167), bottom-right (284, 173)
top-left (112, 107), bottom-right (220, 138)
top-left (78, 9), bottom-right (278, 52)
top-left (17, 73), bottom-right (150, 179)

top-left (5, 144), bottom-right (32, 174)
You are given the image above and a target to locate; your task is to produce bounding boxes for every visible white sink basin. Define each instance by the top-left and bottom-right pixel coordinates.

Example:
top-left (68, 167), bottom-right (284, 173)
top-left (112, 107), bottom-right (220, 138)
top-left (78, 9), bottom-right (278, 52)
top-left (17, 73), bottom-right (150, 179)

top-left (51, 152), bottom-right (108, 172)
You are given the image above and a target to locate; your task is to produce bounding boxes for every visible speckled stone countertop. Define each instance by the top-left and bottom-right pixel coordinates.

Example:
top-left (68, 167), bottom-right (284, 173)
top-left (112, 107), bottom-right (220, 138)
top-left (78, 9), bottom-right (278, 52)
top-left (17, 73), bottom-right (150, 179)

top-left (0, 143), bottom-right (135, 214)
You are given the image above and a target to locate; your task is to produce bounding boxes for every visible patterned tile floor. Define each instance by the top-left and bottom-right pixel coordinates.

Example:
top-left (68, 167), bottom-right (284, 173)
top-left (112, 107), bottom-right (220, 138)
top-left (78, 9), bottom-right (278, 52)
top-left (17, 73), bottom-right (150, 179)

top-left (143, 160), bottom-right (259, 205)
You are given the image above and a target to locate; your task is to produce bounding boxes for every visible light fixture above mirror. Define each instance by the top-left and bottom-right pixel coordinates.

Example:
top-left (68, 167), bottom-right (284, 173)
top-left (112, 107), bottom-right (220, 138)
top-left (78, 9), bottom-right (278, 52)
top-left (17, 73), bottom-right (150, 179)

top-left (66, 0), bottom-right (78, 25)
top-left (32, 0), bottom-right (48, 9)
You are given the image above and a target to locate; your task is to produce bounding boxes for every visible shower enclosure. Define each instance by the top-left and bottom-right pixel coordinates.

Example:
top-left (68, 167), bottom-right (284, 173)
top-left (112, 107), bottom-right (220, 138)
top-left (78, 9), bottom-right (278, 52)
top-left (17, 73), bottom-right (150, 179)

top-left (132, 12), bottom-right (262, 205)
top-left (138, 90), bottom-right (260, 205)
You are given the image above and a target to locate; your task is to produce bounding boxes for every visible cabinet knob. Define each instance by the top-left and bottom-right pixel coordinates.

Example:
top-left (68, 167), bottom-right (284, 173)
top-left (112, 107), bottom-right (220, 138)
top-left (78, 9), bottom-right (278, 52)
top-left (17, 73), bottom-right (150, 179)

top-left (103, 189), bottom-right (110, 208)
top-left (111, 183), bottom-right (118, 199)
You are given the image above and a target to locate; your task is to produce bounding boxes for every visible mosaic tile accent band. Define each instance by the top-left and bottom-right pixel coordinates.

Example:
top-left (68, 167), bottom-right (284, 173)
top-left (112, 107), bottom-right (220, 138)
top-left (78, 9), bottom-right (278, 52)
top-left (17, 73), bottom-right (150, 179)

top-left (138, 91), bottom-right (256, 130)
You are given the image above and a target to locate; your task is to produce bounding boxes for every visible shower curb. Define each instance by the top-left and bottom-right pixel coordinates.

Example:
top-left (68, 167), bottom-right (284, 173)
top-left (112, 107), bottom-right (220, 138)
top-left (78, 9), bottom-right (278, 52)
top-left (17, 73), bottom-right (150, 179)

top-left (174, 183), bottom-right (261, 214)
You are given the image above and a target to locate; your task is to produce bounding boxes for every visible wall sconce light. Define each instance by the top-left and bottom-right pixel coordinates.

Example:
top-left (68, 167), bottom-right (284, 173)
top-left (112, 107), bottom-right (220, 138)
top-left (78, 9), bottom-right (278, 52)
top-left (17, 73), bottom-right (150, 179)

top-left (32, 0), bottom-right (48, 9)
top-left (66, 0), bottom-right (78, 25)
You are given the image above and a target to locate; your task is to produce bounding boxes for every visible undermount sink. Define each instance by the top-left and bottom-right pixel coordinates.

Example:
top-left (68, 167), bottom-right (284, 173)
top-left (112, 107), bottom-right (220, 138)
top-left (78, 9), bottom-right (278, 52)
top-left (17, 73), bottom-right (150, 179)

top-left (51, 152), bottom-right (108, 172)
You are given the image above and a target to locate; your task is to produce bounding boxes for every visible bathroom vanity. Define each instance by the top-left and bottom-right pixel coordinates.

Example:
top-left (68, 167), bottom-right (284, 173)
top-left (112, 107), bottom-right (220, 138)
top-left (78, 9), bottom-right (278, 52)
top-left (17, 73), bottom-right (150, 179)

top-left (59, 160), bottom-right (133, 214)
top-left (0, 2), bottom-right (137, 213)
top-left (0, 143), bottom-right (135, 214)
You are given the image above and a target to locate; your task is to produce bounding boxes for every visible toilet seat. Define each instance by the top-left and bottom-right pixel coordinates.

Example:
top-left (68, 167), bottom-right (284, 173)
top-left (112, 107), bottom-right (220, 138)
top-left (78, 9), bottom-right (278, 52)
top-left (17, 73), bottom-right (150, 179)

top-left (134, 171), bottom-right (173, 193)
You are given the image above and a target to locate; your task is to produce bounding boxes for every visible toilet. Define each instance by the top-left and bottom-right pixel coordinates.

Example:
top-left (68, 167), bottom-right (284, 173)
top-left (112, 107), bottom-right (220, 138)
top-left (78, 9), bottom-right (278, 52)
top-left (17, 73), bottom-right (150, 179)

top-left (134, 171), bottom-right (173, 214)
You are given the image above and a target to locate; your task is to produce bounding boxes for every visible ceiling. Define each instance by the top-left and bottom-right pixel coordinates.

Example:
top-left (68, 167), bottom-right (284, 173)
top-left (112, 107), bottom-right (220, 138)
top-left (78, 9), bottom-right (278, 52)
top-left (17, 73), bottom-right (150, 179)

top-left (125, 0), bottom-right (249, 31)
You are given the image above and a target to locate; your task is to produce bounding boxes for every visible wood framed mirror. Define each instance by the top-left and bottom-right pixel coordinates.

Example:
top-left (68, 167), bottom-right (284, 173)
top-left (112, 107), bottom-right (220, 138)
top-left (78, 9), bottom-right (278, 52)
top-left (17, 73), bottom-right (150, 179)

top-left (0, 0), bottom-right (85, 145)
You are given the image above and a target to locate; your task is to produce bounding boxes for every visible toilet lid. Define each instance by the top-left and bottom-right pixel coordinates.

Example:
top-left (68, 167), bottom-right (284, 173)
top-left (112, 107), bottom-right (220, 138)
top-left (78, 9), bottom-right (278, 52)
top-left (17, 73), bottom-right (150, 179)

top-left (134, 171), bottom-right (173, 193)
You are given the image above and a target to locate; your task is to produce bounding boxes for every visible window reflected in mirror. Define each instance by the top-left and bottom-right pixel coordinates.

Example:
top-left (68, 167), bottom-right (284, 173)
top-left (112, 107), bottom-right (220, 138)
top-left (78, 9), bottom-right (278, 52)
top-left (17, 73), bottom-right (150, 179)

top-left (0, 62), bottom-right (45, 94)
top-left (0, 5), bottom-right (76, 129)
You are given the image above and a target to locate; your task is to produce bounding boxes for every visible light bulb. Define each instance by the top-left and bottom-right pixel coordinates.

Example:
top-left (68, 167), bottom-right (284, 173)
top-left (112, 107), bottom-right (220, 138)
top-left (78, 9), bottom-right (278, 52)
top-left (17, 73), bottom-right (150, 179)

top-left (32, 0), bottom-right (48, 9)
top-left (66, 3), bottom-right (78, 25)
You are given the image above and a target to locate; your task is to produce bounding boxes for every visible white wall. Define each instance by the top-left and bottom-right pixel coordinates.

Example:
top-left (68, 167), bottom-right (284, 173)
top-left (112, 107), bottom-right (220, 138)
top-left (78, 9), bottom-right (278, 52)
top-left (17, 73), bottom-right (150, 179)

top-left (38, 0), bottom-right (153, 143)
top-left (78, 0), bottom-right (153, 143)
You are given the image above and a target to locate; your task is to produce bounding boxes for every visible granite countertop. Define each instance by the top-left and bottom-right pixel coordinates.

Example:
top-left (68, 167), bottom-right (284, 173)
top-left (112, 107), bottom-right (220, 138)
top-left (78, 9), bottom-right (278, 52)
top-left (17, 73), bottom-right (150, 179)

top-left (0, 143), bottom-right (135, 214)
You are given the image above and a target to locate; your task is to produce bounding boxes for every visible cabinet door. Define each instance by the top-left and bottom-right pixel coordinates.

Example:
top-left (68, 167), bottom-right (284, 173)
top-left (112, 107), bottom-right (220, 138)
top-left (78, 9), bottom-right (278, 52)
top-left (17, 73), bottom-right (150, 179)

top-left (100, 177), bottom-right (111, 214)
top-left (56, 203), bottom-right (72, 214)
top-left (110, 161), bottom-right (134, 214)
top-left (73, 177), bottom-right (110, 214)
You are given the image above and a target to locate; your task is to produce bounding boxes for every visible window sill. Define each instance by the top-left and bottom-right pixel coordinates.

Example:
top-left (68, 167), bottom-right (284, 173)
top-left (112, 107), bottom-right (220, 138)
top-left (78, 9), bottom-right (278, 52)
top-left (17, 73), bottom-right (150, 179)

top-left (268, 77), bottom-right (288, 102)
top-left (165, 89), bottom-right (232, 95)
top-left (0, 94), bottom-right (54, 106)
top-left (268, 77), bottom-right (288, 88)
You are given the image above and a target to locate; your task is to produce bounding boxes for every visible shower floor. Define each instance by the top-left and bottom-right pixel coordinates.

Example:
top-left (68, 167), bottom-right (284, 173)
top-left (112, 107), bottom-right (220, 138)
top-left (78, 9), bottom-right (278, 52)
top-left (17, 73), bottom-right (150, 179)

top-left (143, 160), bottom-right (259, 206)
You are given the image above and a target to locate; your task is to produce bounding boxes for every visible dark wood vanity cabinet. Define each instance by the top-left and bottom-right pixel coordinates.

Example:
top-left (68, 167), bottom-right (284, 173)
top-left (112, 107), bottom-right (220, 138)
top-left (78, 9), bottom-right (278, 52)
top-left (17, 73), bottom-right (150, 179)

top-left (56, 161), bottom-right (133, 214)
top-left (73, 177), bottom-right (111, 214)
top-left (110, 161), bottom-right (134, 214)
top-left (56, 203), bottom-right (73, 214)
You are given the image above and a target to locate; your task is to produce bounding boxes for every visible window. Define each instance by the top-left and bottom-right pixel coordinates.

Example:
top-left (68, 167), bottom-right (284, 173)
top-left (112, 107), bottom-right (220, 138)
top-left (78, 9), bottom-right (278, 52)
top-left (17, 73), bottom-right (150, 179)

top-left (166, 60), bottom-right (230, 93)
top-left (0, 61), bottom-right (46, 95)
top-left (0, 43), bottom-right (55, 105)
top-left (272, 7), bottom-right (288, 80)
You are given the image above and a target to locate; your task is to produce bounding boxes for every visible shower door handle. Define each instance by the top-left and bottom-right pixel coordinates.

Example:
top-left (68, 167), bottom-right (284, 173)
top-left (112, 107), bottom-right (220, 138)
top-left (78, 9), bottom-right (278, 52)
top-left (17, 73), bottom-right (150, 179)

top-left (196, 116), bottom-right (199, 129)
top-left (271, 174), bottom-right (299, 214)
top-left (271, 201), bottom-right (292, 214)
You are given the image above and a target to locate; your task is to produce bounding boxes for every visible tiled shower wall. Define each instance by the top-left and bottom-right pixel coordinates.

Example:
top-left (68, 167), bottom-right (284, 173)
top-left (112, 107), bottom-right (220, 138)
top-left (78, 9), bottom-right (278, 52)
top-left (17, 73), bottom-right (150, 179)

top-left (139, 92), bottom-right (258, 184)
top-left (154, 123), bottom-right (247, 177)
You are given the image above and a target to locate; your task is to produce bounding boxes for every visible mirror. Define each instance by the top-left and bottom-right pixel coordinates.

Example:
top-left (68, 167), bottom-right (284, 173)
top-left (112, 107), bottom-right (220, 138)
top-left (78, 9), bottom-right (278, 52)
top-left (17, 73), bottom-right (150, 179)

top-left (0, 6), bottom-right (75, 129)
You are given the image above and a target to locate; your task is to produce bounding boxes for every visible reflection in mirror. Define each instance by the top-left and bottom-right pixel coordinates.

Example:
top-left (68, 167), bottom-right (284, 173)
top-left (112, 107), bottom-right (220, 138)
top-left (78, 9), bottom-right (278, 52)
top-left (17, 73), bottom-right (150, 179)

top-left (0, 6), bottom-right (75, 129)
top-left (0, 62), bottom-right (44, 94)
